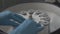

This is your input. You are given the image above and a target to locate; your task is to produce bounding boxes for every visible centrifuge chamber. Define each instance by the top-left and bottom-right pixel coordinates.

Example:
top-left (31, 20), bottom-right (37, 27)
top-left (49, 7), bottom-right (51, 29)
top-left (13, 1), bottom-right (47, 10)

top-left (0, 3), bottom-right (60, 34)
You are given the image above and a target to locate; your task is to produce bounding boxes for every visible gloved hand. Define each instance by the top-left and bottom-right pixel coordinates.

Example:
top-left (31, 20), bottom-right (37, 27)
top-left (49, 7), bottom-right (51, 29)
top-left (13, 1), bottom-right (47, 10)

top-left (0, 10), bottom-right (25, 27)
top-left (9, 19), bottom-right (44, 34)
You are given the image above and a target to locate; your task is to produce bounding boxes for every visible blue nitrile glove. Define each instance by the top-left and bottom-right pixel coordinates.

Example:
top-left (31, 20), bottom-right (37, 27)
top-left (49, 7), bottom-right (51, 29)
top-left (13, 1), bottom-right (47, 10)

top-left (0, 10), bottom-right (25, 27)
top-left (9, 19), bottom-right (44, 34)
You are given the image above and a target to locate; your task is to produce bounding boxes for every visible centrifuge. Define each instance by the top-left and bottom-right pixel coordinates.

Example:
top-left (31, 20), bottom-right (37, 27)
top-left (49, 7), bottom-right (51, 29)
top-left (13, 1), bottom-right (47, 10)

top-left (0, 3), bottom-right (60, 34)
